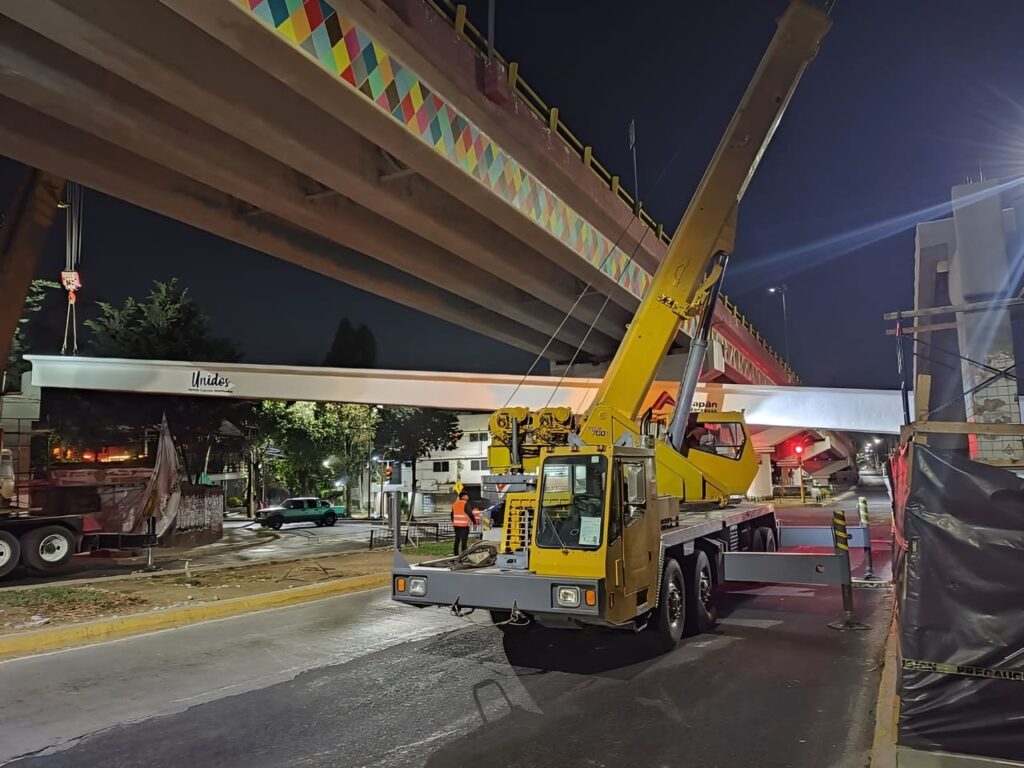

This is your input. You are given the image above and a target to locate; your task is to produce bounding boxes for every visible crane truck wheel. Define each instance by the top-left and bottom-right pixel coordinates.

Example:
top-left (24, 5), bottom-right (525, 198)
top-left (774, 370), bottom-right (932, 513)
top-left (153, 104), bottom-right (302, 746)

top-left (651, 558), bottom-right (685, 651)
top-left (683, 549), bottom-right (717, 636)
top-left (0, 530), bottom-right (21, 578)
top-left (19, 525), bottom-right (75, 573)
top-left (757, 526), bottom-right (777, 552)
top-left (750, 526), bottom-right (777, 552)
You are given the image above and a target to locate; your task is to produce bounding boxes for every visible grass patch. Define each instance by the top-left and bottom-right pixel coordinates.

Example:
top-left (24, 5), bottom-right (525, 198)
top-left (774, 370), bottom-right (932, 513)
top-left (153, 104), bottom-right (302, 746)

top-left (0, 586), bottom-right (143, 612)
top-left (402, 542), bottom-right (455, 557)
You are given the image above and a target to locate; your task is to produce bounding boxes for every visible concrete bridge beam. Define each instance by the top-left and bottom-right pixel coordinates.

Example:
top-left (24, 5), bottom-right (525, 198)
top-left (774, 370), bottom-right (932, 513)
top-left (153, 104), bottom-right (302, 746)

top-left (0, 98), bottom-right (579, 360)
top-left (158, 0), bottom-right (642, 316)
top-left (0, 23), bottom-right (614, 360)
top-left (1, 0), bottom-right (630, 347)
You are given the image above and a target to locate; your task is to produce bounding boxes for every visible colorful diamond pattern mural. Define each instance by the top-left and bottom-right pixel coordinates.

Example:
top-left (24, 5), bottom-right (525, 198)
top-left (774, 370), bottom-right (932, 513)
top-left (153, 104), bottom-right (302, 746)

top-left (236, 0), bottom-right (651, 299)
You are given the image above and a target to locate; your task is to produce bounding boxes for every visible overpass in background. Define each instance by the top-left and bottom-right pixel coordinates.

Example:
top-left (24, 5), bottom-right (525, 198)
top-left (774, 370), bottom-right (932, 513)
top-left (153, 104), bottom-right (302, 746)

top-left (0, 0), bottom-right (795, 386)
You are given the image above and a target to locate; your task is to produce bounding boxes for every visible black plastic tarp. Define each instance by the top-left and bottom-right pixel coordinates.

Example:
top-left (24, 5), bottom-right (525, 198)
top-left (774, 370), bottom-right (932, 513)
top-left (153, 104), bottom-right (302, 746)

top-left (893, 443), bottom-right (1024, 761)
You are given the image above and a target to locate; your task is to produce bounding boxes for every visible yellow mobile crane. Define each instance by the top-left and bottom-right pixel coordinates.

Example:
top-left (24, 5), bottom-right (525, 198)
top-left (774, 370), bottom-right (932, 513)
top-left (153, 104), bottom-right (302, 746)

top-left (393, 1), bottom-right (831, 649)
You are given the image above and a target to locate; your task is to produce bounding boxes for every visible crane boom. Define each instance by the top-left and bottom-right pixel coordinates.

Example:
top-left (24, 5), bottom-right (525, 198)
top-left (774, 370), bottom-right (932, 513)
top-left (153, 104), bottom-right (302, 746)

top-left (586, 1), bottom-right (831, 427)
top-left (396, 0), bottom-right (836, 651)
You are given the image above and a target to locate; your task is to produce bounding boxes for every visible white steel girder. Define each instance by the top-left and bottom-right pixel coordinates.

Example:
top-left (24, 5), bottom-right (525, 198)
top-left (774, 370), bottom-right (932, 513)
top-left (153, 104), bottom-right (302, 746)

top-left (26, 356), bottom-right (908, 434)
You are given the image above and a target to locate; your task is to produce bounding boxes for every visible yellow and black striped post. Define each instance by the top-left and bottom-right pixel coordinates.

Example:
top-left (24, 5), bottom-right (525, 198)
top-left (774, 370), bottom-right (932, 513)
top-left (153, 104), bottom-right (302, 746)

top-left (858, 496), bottom-right (877, 579)
top-left (828, 510), bottom-right (864, 630)
top-left (831, 509), bottom-right (850, 553)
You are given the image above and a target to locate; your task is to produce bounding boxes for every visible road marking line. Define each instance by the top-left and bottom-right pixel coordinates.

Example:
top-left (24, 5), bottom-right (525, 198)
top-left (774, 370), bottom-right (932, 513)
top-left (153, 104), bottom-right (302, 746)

top-left (718, 618), bottom-right (784, 629)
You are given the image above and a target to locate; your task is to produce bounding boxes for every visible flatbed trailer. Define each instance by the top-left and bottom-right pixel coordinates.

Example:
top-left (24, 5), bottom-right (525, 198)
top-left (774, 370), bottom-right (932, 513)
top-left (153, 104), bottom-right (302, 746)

top-left (392, 501), bottom-right (779, 631)
top-left (0, 512), bottom-right (156, 580)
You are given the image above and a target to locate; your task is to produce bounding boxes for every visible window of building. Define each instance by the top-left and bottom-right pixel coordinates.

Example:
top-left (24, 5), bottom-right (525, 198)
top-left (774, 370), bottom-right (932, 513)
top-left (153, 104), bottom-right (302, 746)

top-left (432, 461), bottom-right (450, 473)
top-left (470, 459), bottom-right (488, 471)
top-left (468, 432), bottom-right (488, 443)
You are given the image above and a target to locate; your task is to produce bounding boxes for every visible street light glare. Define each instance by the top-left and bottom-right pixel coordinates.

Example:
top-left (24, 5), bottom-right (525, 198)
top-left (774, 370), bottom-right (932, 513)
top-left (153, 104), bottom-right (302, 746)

top-left (873, 437), bottom-right (882, 444)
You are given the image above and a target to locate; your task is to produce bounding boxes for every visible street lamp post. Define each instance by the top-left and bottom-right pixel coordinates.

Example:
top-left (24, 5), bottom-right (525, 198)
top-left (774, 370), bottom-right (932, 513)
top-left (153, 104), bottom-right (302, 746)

top-left (768, 284), bottom-right (790, 365)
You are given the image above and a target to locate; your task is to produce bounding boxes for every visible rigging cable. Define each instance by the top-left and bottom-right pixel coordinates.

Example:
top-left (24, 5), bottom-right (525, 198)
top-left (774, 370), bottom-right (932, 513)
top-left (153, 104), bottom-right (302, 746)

top-left (502, 138), bottom-right (687, 409)
top-left (60, 182), bottom-right (83, 355)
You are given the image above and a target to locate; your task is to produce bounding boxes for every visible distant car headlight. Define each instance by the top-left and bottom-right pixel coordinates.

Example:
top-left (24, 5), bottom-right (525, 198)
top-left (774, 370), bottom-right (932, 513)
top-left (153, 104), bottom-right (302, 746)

top-left (556, 586), bottom-right (580, 608)
top-left (409, 577), bottom-right (427, 596)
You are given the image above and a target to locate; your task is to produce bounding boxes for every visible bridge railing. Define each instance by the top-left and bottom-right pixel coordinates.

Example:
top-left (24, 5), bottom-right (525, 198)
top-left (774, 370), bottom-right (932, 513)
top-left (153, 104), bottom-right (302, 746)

top-left (424, 0), bottom-right (797, 383)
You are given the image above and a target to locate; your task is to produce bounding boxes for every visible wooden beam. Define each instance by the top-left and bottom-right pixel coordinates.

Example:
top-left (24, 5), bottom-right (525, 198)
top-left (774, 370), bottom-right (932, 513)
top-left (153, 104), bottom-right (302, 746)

top-left (914, 373), bottom-right (932, 445)
top-left (914, 421), bottom-right (1024, 436)
top-left (884, 321), bottom-right (959, 336)
top-left (884, 297), bottom-right (1024, 322)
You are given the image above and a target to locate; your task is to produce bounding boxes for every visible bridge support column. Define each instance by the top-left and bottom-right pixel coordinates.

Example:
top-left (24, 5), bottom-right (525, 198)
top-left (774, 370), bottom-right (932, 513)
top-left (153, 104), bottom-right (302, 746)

top-left (747, 448), bottom-right (775, 501)
top-left (0, 168), bottom-right (64, 380)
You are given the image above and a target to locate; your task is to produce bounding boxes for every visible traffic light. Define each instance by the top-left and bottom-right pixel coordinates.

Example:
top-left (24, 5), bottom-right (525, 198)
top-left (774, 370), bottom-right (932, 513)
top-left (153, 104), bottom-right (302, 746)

top-left (385, 464), bottom-right (394, 482)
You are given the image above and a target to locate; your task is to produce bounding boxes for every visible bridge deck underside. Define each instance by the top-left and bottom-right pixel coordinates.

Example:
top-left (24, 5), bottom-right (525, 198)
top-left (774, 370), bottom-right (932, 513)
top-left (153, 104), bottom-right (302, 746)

top-left (0, 0), bottom-right (783, 383)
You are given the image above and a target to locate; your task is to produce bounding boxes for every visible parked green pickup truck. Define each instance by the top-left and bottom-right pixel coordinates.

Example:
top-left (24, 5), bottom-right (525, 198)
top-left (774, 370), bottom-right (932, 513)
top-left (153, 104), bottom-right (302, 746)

top-left (256, 497), bottom-right (347, 530)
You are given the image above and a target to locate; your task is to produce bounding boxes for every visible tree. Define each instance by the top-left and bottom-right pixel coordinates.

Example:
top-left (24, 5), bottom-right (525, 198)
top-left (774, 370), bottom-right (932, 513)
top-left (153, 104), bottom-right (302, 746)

top-left (86, 278), bottom-right (241, 362)
top-left (43, 279), bottom-right (248, 482)
top-left (4, 279), bottom-right (60, 390)
top-left (374, 407), bottom-right (460, 519)
top-left (256, 400), bottom-right (379, 501)
top-left (323, 317), bottom-right (377, 368)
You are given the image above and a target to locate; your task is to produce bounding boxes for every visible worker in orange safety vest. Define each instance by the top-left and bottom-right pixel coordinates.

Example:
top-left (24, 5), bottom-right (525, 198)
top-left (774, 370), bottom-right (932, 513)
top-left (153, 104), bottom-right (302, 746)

top-left (451, 491), bottom-right (478, 556)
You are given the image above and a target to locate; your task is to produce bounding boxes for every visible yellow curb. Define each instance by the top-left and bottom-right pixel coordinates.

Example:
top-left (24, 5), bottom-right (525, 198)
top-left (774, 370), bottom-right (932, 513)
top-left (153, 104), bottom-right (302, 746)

top-left (871, 618), bottom-right (900, 768)
top-left (0, 572), bottom-right (391, 660)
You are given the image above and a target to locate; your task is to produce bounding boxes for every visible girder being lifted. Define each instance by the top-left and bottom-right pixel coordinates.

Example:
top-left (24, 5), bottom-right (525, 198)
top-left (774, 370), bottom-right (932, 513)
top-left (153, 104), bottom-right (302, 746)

top-left (26, 355), bottom-right (905, 435)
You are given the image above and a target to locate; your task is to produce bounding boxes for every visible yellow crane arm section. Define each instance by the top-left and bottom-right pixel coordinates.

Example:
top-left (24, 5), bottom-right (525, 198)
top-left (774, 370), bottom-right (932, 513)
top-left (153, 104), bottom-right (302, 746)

top-left (584, 1), bottom-right (831, 427)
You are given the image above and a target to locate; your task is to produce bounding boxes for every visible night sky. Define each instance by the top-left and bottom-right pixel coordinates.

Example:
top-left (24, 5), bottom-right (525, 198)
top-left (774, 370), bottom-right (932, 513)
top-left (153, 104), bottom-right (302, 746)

top-left (3, 0), bottom-right (1024, 388)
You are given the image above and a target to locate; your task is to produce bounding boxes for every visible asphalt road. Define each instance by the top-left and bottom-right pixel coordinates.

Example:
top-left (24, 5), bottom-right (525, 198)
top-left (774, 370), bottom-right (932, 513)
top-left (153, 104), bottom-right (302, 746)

top-left (1, 492), bottom-right (894, 768)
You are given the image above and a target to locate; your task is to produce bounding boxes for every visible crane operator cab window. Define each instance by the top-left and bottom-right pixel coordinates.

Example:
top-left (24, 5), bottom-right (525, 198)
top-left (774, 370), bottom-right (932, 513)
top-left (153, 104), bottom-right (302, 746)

top-left (687, 419), bottom-right (747, 461)
top-left (536, 455), bottom-right (607, 550)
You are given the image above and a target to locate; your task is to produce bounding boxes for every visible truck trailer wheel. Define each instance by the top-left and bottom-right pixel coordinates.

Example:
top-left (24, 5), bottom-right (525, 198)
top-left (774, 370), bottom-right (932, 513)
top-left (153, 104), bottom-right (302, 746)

top-left (19, 525), bottom-right (75, 573)
top-left (0, 530), bottom-right (20, 578)
top-left (750, 526), bottom-right (777, 552)
top-left (651, 558), bottom-right (685, 651)
top-left (683, 549), bottom-right (716, 636)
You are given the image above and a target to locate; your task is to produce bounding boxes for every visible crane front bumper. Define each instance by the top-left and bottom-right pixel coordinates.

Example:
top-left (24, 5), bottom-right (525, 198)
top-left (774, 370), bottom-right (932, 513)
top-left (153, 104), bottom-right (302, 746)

top-left (391, 564), bottom-right (602, 619)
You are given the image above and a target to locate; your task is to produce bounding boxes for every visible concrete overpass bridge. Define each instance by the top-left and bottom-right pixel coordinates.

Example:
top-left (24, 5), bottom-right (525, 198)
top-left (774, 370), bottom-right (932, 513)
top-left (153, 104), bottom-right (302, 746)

top-left (0, 0), bottom-right (795, 385)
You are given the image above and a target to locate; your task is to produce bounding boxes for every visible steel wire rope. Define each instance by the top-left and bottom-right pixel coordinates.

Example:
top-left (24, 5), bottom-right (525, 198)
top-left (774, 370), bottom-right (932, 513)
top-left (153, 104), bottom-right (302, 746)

top-left (61, 182), bottom-right (84, 355)
top-left (502, 141), bottom-right (688, 408)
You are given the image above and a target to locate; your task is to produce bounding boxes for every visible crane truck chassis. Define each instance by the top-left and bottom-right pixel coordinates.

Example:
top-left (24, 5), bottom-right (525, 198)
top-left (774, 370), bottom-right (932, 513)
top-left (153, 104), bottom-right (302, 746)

top-left (393, 480), bottom-right (781, 647)
top-left (393, 0), bottom-right (833, 649)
